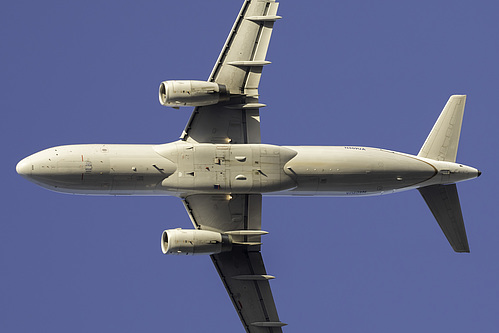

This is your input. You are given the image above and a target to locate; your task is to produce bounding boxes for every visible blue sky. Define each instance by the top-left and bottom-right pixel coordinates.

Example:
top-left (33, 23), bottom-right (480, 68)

top-left (2, 0), bottom-right (498, 332)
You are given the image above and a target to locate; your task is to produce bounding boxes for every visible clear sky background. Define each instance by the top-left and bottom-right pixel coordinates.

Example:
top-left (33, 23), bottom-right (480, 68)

top-left (2, 0), bottom-right (498, 332)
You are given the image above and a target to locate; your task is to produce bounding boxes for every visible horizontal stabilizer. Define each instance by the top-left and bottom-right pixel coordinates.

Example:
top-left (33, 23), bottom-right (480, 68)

top-left (418, 184), bottom-right (469, 252)
top-left (418, 95), bottom-right (466, 162)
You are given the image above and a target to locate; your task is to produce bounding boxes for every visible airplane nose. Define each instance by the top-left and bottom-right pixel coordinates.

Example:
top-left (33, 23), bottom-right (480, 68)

top-left (16, 157), bottom-right (32, 177)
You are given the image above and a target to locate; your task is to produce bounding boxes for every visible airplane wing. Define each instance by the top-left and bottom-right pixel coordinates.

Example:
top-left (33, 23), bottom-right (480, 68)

top-left (180, 0), bottom-right (281, 144)
top-left (183, 194), bottom-right (286, 332)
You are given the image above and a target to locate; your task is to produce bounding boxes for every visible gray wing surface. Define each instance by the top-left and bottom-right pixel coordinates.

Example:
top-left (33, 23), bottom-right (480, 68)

top-left (183, 194), bottom-right (286, 332)
top-left (419, 184), bottom-right (470, 252)
top-left (181, 0), bottom-right (280, 144)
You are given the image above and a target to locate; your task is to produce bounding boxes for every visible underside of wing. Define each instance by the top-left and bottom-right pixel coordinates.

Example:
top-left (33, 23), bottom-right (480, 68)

top-left (181, 104), bottom-right (262, 145)
top-left (183, 194), bottom-right (286, 332)
top-left (208, 0), bottom-right (280, 96)
top-left (212, 250), bottom-right (285, 333)
top-left (181, 0), bottom-right (280, 144)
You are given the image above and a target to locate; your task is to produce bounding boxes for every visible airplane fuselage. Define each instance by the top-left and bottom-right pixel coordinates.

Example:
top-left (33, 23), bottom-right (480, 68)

top-left (16, 142), bottom-right (479, 197)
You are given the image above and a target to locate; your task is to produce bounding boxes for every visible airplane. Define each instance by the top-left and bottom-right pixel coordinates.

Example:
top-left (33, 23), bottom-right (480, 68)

top-left (16, 0), bottom-right (480, 332)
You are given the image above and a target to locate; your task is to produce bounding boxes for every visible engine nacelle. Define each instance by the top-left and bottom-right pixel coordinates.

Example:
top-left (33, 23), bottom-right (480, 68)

top-left (158, 80), bottom-right (230, 107)
top-left (161, 228), bottom-right (232, 255)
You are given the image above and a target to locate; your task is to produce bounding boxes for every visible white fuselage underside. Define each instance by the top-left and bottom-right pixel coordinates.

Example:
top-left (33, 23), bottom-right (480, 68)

top-left (16, 142), bottom-right (479, 197)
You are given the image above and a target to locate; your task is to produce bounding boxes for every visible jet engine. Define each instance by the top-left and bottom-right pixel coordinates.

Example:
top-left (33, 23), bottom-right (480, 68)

top-left (161, 228), bottom-right (232, 255)
top-left (158, 80), bottom-right (230, 108)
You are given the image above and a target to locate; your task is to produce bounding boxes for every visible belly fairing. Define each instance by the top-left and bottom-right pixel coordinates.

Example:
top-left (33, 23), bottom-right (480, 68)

top-left (157, 142), bottom-right (297, 195)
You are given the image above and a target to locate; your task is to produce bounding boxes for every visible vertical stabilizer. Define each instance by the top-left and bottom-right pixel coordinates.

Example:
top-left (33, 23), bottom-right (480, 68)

top-left (418, 184), bottom-right (469, 252)
top-left (418, 95), bottom-right (466, 162)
